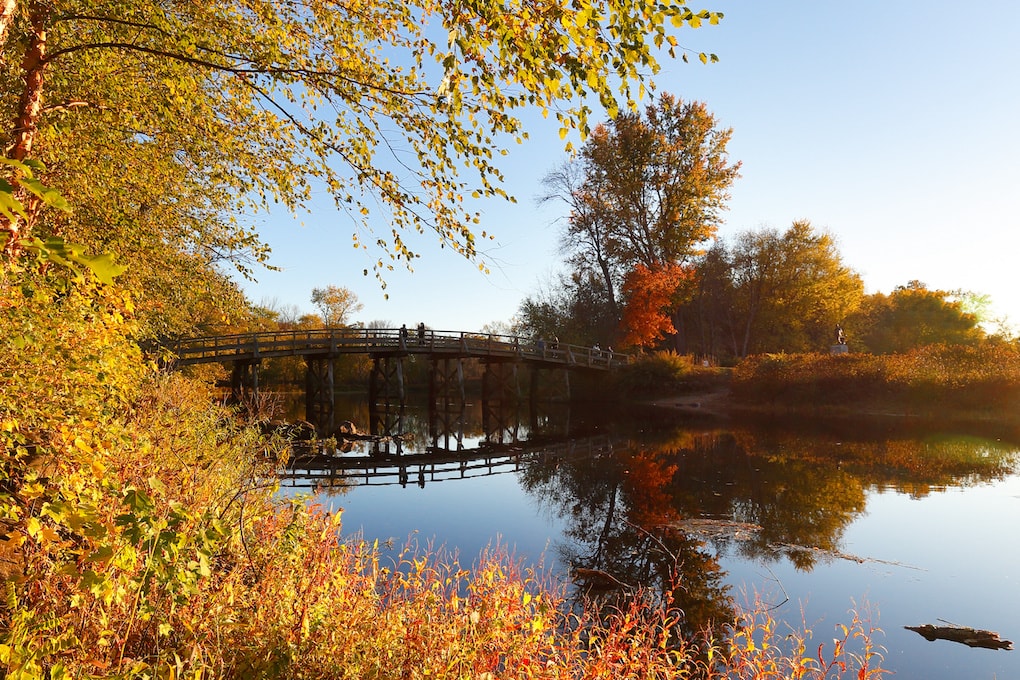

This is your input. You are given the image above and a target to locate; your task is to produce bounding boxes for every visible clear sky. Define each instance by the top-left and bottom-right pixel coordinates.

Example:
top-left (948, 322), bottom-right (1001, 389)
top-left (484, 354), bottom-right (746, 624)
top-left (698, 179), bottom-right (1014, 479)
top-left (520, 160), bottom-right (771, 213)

top-left (238, 1), bottom-right (1020, 333)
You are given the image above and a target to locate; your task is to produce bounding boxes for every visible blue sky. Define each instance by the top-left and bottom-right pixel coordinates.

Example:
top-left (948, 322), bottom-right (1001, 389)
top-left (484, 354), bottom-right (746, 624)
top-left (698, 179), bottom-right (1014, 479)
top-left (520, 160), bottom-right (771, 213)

top-left (238, 1), bottom-right (1020, 334)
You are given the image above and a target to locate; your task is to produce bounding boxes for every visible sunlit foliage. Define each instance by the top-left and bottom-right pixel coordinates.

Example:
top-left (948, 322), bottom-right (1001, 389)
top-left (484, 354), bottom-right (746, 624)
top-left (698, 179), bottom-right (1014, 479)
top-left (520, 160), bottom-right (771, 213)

top-left (535, 94), bottom-right (739, 346)
top-left (847, 280), bottom-right (984, 354)
top-left (619, 262), bottom-right (689, 349)
top-left (310, 285), bottom-right (364, 327)
top-left (732, 344), bottom-right (1020, 417)
top-left (714, 221), bottom-right (863, 356)
top-left (1, 0), bottom-right (723, 269)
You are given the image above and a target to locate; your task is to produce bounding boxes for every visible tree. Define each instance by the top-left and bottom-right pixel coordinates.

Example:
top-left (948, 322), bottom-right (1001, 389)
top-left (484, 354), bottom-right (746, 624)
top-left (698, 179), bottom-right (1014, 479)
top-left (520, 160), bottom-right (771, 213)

top-left (675, 239), bottom-right (736, 357)
top-left (847, 281), bottom-right (984, 354)
top-left (516, 270), bottom-right (617, 345)
top-left (619, 262), bottom-right (688, 349)
top-left (540, 94), bottom-right (739, 346)
top-left (689, 222), bottom-right (864, 356)
top-left (311, 285), bottom-right (363, 327)
top-left (1, 0), bottom-right (723, 269)
top-left (731, 222), bottom-right (863, 355)
top-left (540, 160), bottom-right (621, 321)
top-left (583, 94), bottom-right (740, 270)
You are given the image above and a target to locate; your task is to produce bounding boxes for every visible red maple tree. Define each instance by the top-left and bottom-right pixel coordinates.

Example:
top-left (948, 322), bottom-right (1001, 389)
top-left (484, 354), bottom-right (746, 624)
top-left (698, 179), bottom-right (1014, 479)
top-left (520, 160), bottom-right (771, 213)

top-left (619, 263), bottom-right (688, 349)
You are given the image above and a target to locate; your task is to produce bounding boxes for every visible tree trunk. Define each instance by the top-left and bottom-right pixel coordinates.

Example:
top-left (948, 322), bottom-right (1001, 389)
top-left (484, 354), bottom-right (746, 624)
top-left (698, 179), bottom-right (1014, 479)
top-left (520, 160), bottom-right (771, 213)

top-left (597, 254), bottom-right (619, 323)
top-left (2, 2), bottom-right (48, 252)
top-left (8, 4), bottom-right (47, 161)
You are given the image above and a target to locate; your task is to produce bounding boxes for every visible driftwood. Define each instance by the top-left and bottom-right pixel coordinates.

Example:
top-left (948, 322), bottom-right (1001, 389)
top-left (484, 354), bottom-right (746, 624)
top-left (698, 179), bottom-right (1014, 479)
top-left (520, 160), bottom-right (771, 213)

top-left (667, 518), bottom-right (763, 540)
top-left (905, 624), bottom-right (1013, 650)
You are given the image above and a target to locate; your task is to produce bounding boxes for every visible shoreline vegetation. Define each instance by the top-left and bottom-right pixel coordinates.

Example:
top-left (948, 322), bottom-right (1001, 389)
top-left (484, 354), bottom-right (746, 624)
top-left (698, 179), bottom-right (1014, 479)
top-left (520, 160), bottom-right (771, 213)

top-left (624, 345), bottom-right (1020, 430)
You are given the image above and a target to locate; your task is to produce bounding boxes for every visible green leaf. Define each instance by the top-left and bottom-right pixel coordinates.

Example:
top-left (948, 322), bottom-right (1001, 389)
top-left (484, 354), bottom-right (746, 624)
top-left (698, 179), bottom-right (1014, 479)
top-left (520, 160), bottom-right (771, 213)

top-left (0, 157), bottom-right (36, 176)
top-left (19, 177), bottom-right (71, 212)
top-left (0, 188), bottom-right (28, 221)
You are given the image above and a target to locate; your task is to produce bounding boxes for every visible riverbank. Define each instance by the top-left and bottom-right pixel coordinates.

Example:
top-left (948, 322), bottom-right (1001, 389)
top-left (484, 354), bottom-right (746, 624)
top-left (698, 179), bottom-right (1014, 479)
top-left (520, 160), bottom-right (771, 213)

top-left (636, 347), bottom-right (1020, 435)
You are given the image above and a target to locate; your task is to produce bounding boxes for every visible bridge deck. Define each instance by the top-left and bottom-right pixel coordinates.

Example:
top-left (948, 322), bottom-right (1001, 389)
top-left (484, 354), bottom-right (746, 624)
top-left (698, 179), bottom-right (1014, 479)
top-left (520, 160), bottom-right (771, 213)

top-left (169, 328), bottom-right (629, 370)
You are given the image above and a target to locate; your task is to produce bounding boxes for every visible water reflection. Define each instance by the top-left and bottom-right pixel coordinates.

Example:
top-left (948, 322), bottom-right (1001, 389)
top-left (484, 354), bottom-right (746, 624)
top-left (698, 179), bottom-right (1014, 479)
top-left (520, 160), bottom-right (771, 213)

top-left (275, 394), bottom-right (1020, 667)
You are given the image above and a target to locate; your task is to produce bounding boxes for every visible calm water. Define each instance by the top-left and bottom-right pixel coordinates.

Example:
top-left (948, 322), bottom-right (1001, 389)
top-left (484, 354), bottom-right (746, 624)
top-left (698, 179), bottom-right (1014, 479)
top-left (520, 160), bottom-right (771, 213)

top-left (276, 395), bottom-right (1020, 679)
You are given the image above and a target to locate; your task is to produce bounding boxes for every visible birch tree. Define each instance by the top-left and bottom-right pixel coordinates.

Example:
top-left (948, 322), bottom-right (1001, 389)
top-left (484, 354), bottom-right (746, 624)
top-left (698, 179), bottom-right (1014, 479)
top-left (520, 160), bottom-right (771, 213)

top-left (1, 0), bottom-right (723, 270)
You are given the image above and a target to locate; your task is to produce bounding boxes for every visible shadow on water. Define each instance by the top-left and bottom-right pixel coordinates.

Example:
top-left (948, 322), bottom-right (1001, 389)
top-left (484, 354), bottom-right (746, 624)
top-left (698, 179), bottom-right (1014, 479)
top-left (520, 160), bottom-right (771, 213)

top-left (272, 391), bottom-right (1020, 671)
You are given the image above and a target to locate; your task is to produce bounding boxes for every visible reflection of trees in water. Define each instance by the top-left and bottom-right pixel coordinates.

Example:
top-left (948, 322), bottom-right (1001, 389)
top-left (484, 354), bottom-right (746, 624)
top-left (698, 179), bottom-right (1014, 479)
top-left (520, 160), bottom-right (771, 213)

top-left (665, 431), bottom-right (866, 570)
top-left (519, 417), bottom-right (1020, 634)
top-left (519, 446), bottom-right (735, 640)
top-left (664, 424), bottom-right (1017, 569)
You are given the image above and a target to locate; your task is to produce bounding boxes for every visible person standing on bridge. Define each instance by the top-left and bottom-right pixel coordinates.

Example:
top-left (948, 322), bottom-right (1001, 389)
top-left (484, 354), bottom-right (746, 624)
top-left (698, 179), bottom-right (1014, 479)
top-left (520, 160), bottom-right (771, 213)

top-left (417, 322), bottom-right (426, 345)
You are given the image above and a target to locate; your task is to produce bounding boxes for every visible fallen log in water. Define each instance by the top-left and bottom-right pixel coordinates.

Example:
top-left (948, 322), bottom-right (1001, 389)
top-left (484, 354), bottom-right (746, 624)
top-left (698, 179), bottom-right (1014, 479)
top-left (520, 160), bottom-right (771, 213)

top-left (905, 624), bottom-right (1013, 650)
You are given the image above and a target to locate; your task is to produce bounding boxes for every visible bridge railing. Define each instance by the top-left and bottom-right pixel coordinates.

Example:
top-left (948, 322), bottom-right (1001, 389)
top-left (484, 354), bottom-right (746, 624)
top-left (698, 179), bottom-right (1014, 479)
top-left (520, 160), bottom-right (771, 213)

top-left (169, 328), bottom-right (631, 369)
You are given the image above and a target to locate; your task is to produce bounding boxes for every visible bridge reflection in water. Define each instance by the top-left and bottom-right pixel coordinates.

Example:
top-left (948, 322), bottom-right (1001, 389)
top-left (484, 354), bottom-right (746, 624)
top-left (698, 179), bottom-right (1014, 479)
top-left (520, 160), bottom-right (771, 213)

top-left (281, 436), bottom-right (617, 490)
top-left (281, 398), bottom-right (615, 490)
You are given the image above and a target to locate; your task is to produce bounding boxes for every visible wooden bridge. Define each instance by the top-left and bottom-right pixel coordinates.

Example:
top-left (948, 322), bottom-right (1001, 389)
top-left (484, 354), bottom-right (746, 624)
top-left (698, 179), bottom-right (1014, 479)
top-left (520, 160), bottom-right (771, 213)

top-left (169, 327), bottom-right (629, 369)
top-left (167, 328), bottom-right (631, 436)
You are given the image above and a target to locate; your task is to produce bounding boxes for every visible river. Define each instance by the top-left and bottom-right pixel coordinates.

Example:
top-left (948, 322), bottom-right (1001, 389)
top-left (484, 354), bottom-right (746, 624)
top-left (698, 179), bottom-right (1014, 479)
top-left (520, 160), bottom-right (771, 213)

top-left (275, 394), bottom-right (1020, 679)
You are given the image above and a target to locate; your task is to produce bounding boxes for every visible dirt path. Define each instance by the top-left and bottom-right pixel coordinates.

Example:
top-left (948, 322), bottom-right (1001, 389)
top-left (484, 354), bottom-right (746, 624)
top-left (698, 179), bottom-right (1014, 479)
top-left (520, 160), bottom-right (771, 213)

top-left (645, 387), bottom-right (733, 418)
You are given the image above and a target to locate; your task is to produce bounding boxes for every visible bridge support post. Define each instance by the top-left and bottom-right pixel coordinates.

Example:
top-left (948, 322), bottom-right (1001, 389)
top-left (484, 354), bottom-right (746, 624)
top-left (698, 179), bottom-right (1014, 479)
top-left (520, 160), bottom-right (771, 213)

top-left (482, 360), bottom-right (521, 444)
top-left (230, 359), bottom-right (261, 404)
top-left (428, 358), bottom-right (466, 450)
top-left (369, 356), bottom-right (405, 441)
top-left (304, 356), bottom-right (335, 436)
top-left (529, 366), bottom-right (570, 406)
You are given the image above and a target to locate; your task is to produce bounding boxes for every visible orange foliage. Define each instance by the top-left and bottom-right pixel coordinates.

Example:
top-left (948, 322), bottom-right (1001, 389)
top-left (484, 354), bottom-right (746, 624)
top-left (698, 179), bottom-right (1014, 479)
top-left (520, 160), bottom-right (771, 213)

top-left (619, 263), bottom-right (688, 349)
top-left (622, 451), bottom-right (680, 526)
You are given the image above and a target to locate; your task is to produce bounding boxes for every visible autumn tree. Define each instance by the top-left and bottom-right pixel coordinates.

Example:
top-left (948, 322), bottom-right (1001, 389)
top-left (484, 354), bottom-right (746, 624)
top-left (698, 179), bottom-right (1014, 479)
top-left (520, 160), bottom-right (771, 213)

top-left (619, 263), bottom-right (688, 349)
top-left (673, 221), bottom-right (862, 358)
top-left (726, 221), bottom-right (863, 355)
top-left (540, 94), bottom-right (739, 346)
top-left (584, 94), bottom-right (740, 269)
top-left (311, 285), bottom-right (363, 327)
top-left (846, 281), bottom-right (984, 354)
top-left (1, 0), bottom-right (723, 263)
top-left (673, 239), bottom-right (736, 357)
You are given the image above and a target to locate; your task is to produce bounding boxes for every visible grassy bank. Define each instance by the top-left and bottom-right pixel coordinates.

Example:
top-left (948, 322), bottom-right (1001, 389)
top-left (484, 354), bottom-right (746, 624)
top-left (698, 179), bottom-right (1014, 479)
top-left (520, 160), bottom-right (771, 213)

top-left (612, 345), bottom-right (1020, 426)
top-left (730, 344), bottom-right (1020, 421)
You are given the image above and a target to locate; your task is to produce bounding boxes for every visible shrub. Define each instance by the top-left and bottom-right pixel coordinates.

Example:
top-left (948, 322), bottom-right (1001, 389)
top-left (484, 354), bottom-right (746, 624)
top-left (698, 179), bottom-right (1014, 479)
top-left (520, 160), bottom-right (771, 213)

top-left (615, 351), bottom-right (706, 396)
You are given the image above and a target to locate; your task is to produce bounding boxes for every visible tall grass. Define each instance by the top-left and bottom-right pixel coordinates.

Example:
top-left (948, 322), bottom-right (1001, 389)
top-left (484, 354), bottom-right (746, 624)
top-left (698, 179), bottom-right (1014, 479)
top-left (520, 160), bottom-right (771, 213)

top-left (731, 344), bottom-right (1020, 417)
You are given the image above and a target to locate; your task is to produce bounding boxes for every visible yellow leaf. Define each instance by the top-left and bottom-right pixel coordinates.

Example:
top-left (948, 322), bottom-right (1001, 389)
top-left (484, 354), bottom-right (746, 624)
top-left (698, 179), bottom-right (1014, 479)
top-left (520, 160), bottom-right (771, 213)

top-left (91, 459), bottom-right (107, 478)
top-left (40, 525), bottom-right (60, 544)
